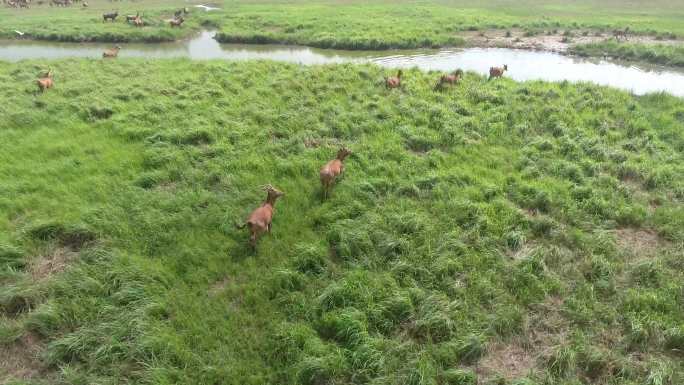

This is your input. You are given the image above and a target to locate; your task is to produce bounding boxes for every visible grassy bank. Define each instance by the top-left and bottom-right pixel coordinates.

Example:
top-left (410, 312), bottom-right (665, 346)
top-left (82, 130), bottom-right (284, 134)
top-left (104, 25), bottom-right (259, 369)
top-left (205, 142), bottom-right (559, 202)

top-left (571, 41), bottom-right (684, 68)
top-left (214, 0), bottom-right (684, 50)
top-left (1, 59), bottom-right (684, 385)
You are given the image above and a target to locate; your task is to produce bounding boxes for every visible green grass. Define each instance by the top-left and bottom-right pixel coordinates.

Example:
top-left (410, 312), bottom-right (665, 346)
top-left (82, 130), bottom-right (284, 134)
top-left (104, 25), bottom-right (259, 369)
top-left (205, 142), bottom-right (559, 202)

top-left (571, 41), bottom-right (684, 67)
top-left (1, 59), bottom-right (683, 385)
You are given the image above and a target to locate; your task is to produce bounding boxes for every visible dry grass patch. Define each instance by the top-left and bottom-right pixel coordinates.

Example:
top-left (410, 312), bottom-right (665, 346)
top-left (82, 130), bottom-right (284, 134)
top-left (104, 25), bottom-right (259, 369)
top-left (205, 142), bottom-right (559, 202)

top-left (208, 275), bottom-right (232, 297)
top-left (476, 342), bottom-right (537, 383)
top-left (614, 228), bottom-right (666, 259)
top-left (0, 332), bottom-right (49, 385)
top-left (29, 246), bottom-right (78, 281)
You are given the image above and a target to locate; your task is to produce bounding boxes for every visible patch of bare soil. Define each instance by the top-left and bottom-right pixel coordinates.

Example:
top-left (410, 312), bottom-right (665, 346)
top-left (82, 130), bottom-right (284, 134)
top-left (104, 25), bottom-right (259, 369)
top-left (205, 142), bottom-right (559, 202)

top-left (476, 296), bottom-right (569, 383)
top-left (0, 332), bottom-right (49, 385)
top-left (460, 29), bottom-right (683, 53)
top-left (614, 228), bottom-right (666, 259)
top-left (29, 246), bottom-right (78, 281)
top-left (476, 342), bottom-right (537, 383)
top-left (208, 276), bottom-right (232, 297)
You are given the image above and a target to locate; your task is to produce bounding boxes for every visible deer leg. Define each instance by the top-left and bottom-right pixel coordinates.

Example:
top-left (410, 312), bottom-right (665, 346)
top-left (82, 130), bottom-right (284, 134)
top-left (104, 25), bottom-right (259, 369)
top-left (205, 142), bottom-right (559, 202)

top-left (250, 231), bottom-right (257, 249)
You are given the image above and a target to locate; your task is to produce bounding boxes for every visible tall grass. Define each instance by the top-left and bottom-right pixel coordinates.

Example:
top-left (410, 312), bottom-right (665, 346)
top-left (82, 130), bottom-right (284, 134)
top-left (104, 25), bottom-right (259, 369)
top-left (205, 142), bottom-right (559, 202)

top-left (0, 59), bottom-right (682, 384)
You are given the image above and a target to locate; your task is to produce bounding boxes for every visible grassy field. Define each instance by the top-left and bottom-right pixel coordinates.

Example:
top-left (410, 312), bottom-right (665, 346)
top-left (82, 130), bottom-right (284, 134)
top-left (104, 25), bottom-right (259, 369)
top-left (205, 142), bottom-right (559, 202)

top-left (1, 59), bottom-right (683, 385)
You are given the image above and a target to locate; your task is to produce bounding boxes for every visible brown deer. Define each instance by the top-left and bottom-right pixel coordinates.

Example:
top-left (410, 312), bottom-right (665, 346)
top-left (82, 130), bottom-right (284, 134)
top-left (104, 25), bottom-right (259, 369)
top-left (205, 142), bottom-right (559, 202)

top-left (236, 185), bottom-right (285, 248)
top-left (435, 69), bottom-right (463, 90)
top-left (125, 11), bottom-right (139, 23)
top-left (320, 147), bottom-right (352, 199)
top-left (132, 16), bottom-right (143, 27)
top-left (102, 46), bottom-right (121, 58)
top-left (385, 70), bottom-right (402, 89)
top-left (488, 64), bottom-right (507, 80)
top-left (169, 16), bottom-right (184, 28)
top-left (613, 27), bottom-right (629, 42)
top-left (36, 69), bottom-right (53, 92)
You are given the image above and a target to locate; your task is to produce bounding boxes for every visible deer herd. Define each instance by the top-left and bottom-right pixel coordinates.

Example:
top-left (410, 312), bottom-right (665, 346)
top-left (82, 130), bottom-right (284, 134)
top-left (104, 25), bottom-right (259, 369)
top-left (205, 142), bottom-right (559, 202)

top-left (32, 59), bottom-right (509, 247)
top-left (236, 65), bottom-right (509, 248)
top-left (28, 6), bottom-right (512, 248)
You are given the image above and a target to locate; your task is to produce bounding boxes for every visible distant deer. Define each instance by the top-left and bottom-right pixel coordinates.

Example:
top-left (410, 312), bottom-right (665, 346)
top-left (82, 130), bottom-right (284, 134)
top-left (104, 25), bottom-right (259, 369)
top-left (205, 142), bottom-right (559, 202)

top-left (170, 16), bottom-right (184, 27)
top-left (320, 147), bottom-right (352, 199)
top-left (103, 11), bottom-right (118, 22)
top-left (613, 27), bottom-right (629, 42)
top-left (132, 16), bottom-right (143, 27)
top-left (102, 45), bottom-right (121, 58)
top-left (125, 11), bottom-right (139, 23)
top-left (36, 69), bottom-right (54, 92)
top-left (236, 185), bottom-right (285, 248)
top-left (435, 69), bottom-right (463, 90)
top-left (488, 64), bottom-right (508, 80)
top-left (385, 70), bottom-right (402, 89)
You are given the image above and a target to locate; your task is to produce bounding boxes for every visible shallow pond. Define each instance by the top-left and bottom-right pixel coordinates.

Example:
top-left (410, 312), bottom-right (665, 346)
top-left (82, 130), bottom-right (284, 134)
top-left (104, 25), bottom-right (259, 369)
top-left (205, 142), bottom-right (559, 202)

top-left (1, 31), bottom-right (683, 96)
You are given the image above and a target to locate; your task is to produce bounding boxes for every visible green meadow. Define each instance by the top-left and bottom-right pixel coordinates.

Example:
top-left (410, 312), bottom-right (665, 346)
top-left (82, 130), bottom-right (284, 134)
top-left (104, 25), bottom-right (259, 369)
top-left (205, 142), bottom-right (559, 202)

top-left (1, 0), bottom-right (683, 63)
top-left (0, 59), bottom-right (683, 384)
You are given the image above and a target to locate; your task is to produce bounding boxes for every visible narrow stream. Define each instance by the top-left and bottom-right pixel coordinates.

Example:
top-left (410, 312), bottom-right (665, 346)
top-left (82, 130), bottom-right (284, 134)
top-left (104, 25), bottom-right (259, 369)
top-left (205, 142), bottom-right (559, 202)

top-left (1, 31), bottom-right (683, 96)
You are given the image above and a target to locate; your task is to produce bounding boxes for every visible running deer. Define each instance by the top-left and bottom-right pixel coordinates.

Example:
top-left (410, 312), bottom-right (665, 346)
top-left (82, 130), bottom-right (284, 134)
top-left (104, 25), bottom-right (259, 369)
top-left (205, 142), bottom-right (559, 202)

top-left (102, 46), bottom-right (121, 58)
top-left (36, 69), bottom-right (53, 92)
top-left (320, 147), bottom-right (352, 199)
top-left (488, 64), bottom-right (508, 80)
top-left (236, 185), bottom-right (285, 248)
top-left (435, 69), bottom-right (463, 90)
top-left (385, 70), bottom-right (402, 89)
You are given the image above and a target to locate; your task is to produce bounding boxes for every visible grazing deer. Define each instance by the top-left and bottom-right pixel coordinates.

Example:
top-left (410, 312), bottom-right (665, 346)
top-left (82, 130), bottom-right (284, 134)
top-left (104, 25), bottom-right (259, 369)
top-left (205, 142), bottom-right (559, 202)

top-left (236, 185), bottom-right (285, 248)
top-left (488, 64), bottom-right (507, 80)
top-left (102, 45), bottom-right (121, 58)
top-left (385, 70), bottom-right (402, 89)
top-left (613, 27), bottom-right (629, 41)
top-left (36, 69), bottom-right (53, 92)
top-left (320, 147), bottom-right (352, 199)
top-left (169, 16), bottom-right (184, 27)
top-left (102, 11), bottom-right (118, 22)
top-left (435, 69), bottom-right (463, 90)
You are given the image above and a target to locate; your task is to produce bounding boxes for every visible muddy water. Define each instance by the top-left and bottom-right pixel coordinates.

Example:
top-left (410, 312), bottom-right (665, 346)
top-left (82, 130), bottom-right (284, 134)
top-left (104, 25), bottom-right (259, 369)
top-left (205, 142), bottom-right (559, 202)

top-left (1, 31), bottom-right (683, 96)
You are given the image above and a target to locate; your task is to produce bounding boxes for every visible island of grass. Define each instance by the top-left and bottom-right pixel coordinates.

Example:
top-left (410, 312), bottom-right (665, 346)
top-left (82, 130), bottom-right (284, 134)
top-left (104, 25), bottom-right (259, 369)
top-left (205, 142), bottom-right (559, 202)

top-left (0, 59), bottom-right (683, 385)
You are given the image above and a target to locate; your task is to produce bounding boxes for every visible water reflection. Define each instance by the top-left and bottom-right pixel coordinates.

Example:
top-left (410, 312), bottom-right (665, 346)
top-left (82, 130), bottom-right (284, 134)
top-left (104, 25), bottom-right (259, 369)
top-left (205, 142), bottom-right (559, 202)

top-left (1, 31), bottom-right (683, 96)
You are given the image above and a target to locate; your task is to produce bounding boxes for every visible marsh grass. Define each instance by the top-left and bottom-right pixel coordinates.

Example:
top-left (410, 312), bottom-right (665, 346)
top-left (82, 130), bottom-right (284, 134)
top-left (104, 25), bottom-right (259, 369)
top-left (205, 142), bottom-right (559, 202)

top-left (0, 59), bottom-right (682, 384)
top-left (571, 41), bottom-right (684, 67)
